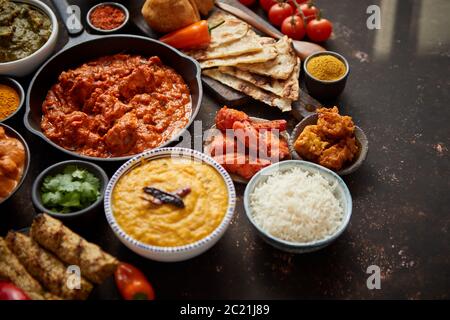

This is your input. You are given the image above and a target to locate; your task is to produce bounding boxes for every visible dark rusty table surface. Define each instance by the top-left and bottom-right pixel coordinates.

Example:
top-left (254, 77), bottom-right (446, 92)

top-left (1, 0), bottom-right (449, 299)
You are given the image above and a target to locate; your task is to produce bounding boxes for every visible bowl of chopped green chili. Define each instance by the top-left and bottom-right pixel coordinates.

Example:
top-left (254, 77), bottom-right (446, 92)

top-left (32, 160), bottom-right (108, 219)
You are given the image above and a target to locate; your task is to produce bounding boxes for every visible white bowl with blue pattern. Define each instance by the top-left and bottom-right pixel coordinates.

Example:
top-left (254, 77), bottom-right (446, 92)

top-left (104, 147), bottom-right (236, 262)
top-left (244, 160), bottom-right (352, 253)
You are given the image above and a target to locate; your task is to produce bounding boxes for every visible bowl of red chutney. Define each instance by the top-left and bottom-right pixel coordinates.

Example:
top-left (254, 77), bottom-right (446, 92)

top-left (87, 2), bottom-right (129, 33)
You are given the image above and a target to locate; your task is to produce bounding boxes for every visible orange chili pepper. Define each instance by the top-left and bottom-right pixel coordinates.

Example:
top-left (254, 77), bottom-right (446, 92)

top-left (160, 20), bottom-right (224, 50)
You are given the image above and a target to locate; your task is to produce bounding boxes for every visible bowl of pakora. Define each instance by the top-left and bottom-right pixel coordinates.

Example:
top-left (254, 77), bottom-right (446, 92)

top-left (290, 107), bottom-right (368, 175)
top-left (104, 147), bottom-right (236, 262)
top-left (0, 0), bottom-right (58, 77)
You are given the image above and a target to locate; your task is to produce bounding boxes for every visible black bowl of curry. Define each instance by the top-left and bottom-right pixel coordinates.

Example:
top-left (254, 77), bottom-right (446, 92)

top-left (0, 124), bottom-right (30, 205)
top-left (25, 35), bottom-right (202, 162)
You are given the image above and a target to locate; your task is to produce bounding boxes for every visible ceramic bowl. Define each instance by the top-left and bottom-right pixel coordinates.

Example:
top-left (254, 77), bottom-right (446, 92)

top-left (31, 160), bottom-right (109, 219)
top-left (290, 113), bottom-right (369, 175)
top-left (86, 2), bottom-right (130, 34)
top-left (304, 51), bottom-right (350, 101)
top-left (104, 147), bottom-right (236, 262)
top-left (0, 77), bottom-right (24, 123)
top-left (0, 124), bottom-right (30, 205)
top-left (244, 160), bottom-right (352, 253)
top-left (0, 0), bottom-right (58, 77)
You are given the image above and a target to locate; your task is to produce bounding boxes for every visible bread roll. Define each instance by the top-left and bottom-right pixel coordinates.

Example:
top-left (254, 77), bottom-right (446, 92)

top-left (141, 0), bottom-right (200, 33)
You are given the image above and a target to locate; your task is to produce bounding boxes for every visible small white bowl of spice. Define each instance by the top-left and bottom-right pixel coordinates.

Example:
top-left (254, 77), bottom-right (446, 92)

top-left (244, 160), bottom-right (352, 253)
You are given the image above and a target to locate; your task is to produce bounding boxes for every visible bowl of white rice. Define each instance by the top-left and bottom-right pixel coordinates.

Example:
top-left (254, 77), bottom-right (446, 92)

top-left (243, 160), bottom-right (352, 253)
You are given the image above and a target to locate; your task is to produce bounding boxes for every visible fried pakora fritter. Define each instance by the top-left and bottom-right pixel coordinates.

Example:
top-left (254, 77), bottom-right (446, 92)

top-left (294, 125), bottom-right (328, 161)
top-left (294, 107), bottom-right (359, 171)
top-left (317, 106), bottom-right (355, 140)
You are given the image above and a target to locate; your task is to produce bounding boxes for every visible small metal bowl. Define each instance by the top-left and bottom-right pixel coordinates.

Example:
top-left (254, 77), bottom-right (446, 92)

top-left (86, 2), bottom-right (129, 34)
top-left (304, 51), bottom-right (350, 101)
top-left (0, 77), bottom-right (25, 123)
top-left (31, 160), bottom-right (109, 219)
top-left (290, 113), bottom-right (369, 176)
top-left (0, 124), bottom-right (30, 205)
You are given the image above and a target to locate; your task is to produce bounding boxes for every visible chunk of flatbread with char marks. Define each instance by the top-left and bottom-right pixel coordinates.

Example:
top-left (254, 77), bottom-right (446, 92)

top-left (184, 30), bottom-right (262, 61)
top-left (200, 37), bottom-right (277, 69)
top-left (203, 69), bottom-right (292, 112)
top-left (235, 37), bottom-right (297, 80)
top-left (219, 57), bottom-right (300, 100)
top-left (207, 11), bottom-right (250, 48)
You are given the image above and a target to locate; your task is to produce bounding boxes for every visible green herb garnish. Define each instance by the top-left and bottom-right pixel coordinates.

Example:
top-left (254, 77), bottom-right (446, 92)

top-left (40, 165), bottom-right (101, 213)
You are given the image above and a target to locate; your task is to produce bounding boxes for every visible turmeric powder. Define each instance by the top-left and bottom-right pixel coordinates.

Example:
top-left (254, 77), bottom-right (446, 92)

top-left (307, 55), bottom-right (346, 81)
top-left (0, 84), bottom-right (20, 120)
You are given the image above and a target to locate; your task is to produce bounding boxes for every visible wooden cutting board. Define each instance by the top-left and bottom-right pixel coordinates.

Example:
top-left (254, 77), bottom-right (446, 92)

top-left (128, 0), bottom-right (321, 120)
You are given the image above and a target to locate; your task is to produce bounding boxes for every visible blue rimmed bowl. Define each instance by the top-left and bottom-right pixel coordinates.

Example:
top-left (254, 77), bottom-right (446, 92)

top-left (104, 147), bottom-right (236, 262)
top-left (244, 160), bottom-right (352, 254)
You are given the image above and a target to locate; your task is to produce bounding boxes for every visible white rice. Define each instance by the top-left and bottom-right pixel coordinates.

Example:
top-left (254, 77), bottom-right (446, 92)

top-left (249, 167), bottom-right (344, 243)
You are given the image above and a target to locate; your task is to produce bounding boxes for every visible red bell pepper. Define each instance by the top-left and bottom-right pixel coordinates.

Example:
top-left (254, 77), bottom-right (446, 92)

top-left (0, 281), bottom-right (30, 300)
top-left (114, 263), bottom-right (155, 300)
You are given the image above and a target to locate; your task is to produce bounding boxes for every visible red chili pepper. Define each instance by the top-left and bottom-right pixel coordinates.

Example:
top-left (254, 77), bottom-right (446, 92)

top-left (160, 20), bottom-right (224, 50)
top-left (0, 281), bottom-right (30, 300)
top-left (114, 263), bottom-right (155, 300)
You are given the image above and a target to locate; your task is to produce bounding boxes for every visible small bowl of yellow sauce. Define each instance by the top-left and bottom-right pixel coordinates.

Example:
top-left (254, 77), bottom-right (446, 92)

top-left (304, 51), bottom-right (350, 101)
top-left (104, 147), bottom-right (236, 262)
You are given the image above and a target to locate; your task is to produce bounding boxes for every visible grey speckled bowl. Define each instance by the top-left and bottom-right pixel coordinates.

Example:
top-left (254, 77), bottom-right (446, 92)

top-left (290, 113), bottom-right (369, 175)
top-left (244, 160), bottom-right (353, 253)
top-left (31, 160), bottom-right (108, 219)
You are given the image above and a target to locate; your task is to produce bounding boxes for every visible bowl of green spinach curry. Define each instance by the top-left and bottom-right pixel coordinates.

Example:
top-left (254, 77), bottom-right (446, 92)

top-left (0, 0), bottom-right (58, 77)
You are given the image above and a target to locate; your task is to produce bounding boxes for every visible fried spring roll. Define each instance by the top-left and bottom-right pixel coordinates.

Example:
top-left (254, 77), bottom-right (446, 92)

top-left (5, 232), bottom-right (93, 300)
top-left (30, 214), bottom-right (119, 284)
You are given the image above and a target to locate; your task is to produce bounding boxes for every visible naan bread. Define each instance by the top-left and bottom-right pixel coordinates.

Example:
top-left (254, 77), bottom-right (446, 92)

top-left (235, 37), bottom-right (297, 80)
top-left (219, 58), bottom-right (300, 100)
top-left (200, 37), bottom-right (277, 69)
top-left (203, 69), bottom-right (292, 112)
top-left (208, 11), bottom-right (250, 48)
top-left (185, 30), bottom-right (262, 61)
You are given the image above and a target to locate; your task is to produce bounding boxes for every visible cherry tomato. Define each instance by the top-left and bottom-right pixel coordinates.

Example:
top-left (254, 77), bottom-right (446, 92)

top-left (259, 0), bottom-right (277, 12)
top-left (268, 3), bottom-right (294, 27)
top-left (306, 17), bottom-right (333, 42)
top-left (281, 15), bottom-right (306, 40)
top-left (298, 3), bottom-right (319, 22)
top-left (239, 0), bottom-right (256, 6)
top-left (115, 263), bottom-right (155, 300)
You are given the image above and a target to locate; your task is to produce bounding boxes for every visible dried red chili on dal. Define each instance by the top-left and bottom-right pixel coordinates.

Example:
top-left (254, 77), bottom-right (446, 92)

top-left (89, 4), bottom-right (126, 30)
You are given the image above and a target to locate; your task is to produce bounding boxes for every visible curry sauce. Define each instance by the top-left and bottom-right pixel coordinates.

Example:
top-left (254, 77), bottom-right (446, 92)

top-left (41, 54), bottom-right (191, 158)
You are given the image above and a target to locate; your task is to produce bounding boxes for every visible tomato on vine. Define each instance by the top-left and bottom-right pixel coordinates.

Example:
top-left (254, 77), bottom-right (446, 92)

top-left (281, 15), bottom-right (306, 40)
top-left (268, 2), bottom-right (294, 27)
top-left (306, 13), bottom-right (333, 42)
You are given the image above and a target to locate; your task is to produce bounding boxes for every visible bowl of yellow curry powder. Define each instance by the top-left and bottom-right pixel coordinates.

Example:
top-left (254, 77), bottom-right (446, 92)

top-left (0, 77), bottom-right (24, 123)
top-left (304, 51), bottom-right (350, 101)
